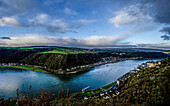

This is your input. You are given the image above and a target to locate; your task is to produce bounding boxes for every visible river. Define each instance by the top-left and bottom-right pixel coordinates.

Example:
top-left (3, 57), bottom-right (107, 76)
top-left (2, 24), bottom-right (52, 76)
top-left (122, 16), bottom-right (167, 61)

top-left (0, 59), bottom-right (162, 99)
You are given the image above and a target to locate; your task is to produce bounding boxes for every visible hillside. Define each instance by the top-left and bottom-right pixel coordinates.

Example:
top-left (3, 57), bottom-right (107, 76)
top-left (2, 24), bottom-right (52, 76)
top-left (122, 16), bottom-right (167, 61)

top-left (51, 58), bottom-right (170, 105)
top-left (117, 57), bottom-right (170, 105)
top-left (22, 53), bottom-right (101, 70)
top-left (124, 52), bottom-right (168, 58)
top-left (0, 49), bottom-right (37, 63)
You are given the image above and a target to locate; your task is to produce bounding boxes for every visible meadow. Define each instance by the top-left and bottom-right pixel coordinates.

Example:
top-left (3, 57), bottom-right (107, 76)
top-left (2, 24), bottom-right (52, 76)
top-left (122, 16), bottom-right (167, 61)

top-left (40, 49), bottom-right (85, 54)
top-left (0, 65), bottom-right (48, 73)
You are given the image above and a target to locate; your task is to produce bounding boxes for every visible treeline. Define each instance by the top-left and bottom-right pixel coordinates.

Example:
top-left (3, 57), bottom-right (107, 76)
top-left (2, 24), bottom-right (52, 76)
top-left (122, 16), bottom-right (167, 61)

top-left (122, 52), bottom-right (168, 58)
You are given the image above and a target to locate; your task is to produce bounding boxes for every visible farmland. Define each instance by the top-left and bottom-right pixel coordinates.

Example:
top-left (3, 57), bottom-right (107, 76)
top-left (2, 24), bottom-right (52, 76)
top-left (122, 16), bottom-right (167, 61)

top-left (40, 49), bottom-right (86, 54)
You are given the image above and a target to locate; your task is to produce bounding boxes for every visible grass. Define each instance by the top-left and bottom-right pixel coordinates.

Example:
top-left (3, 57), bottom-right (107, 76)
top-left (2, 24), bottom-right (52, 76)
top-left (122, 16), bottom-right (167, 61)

top-left (0, 65), bottom-right (49, 73)
top-left (40, 49), bottom-right (85, 54)
top-left (78, 88), bottom-right (105, 97)
top-left (102, 82), bottom-right (116, 90)
top-left (77, 82), bottom-right (117, 98)
top-left (79, 92), bottom-right (94, 97)
top-left (73, 68), bottom-right (91, 73)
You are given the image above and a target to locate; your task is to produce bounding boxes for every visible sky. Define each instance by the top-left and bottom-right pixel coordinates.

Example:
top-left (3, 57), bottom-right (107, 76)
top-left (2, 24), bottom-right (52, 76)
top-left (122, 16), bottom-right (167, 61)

top-left (0, 0), bottom-right (169, 49)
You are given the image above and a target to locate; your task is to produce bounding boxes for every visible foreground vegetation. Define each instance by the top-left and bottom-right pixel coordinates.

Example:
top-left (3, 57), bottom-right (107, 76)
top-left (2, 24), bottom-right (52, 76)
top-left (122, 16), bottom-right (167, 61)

top-left (117, 58), bottom-right (170, 105)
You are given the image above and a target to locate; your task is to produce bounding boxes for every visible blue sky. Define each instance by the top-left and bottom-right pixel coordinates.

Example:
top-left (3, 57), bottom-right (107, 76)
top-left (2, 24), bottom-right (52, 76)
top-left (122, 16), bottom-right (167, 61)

top-left (0, 0), bottom-right (169, 49)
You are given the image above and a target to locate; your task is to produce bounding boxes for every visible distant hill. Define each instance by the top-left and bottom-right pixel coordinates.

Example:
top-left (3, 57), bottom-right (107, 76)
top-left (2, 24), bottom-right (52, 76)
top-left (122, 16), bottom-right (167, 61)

top-left (123, 52), bottom-right (168, 58)
top-left (0, 47), bottom-right (169, 71)
top-left (0, 49), bottom-right (37, 63)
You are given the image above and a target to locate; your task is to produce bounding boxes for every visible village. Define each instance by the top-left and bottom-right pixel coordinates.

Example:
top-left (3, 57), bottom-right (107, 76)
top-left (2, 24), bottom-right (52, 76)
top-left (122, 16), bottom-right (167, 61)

top-left (64, 56), bottom-right (143, 73)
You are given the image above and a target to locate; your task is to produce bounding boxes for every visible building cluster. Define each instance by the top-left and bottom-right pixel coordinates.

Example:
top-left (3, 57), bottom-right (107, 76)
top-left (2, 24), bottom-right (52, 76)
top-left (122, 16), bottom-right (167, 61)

top-left (111, 52), bottom-right (126, 56)
top-left (133, 60), bottom-right (161, 72)
top-left (64, 56), bottom-right (143, 73)
top-left (0, 63), bottom-right (27, 66)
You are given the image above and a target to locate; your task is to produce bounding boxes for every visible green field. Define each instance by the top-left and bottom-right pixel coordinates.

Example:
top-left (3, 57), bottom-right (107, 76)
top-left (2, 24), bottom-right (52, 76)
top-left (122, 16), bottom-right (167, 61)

top-left (40, 49), bottom-right (85, 54)
top-left (102, 81), bottom-right (116, 90)
top-left (77, 81), bottom-right (116, 97)
top-left (0, 65), bottom-right (49, 73)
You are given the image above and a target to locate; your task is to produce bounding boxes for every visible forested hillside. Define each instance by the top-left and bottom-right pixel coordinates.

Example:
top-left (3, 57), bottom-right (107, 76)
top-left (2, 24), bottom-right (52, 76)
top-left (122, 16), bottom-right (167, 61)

top-left (22, 53), bottom-right (101, 70)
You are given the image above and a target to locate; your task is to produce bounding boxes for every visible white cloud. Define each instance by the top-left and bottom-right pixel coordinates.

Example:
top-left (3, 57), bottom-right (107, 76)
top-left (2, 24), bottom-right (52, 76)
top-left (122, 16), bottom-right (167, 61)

top-left (0, 17), bottom-right (24, 27)
top-left (29, 13), bottom-right (50, 24)
top-left (29, 14), bottom-right (73, 33)
top-left (0, 34), bottom-right (169, 49)
top-left (109, 11), bottom-right (138, 27)
top-left (29, 14), bottom-right (50, 23)
top-left (107, 4), bottom-right (161, 44)
top-left (28, 14), bottom-right (96, 33)
top-left (79, 19), bottom-right (96, 25)
top-left (82, 36), bottom-right (122, 46)
top-left (0, 34), bottom-right (124, 47)
top-left (0, 0), bottom-right (34, 17)
top-left (108, 4), bottom-right (152, 28)
top-left (64, 8), bottom-right (78, 15)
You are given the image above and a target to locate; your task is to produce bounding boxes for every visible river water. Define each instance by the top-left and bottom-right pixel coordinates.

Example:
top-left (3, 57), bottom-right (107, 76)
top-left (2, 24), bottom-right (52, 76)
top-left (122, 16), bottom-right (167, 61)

top-left (0, 59), bottom-right (162, 99)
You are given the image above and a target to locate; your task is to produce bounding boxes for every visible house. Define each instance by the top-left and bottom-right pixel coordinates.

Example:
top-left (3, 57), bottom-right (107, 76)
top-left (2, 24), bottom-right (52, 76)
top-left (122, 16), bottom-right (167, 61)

top-left (103, 95), bottom-right (109, 99)
top-left (157, 61), bottom-right (161, 65)
top-left (148, 63), bottom-right (155, 67)
top-left (100, 93), bottom-right (105, 96)
top-left (115, 90), bottom-right (120, 95)
top-left (117, 79), bottom-right (120, 87)
top-left (84, 96), bottom-right (88, 100)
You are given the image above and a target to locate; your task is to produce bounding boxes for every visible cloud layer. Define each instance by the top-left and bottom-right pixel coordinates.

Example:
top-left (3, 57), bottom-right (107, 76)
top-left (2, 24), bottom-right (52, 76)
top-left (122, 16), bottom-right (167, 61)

top-left (0, 34), bottom-right (123, 47)
top-left (0, 35), bottom-right (169, 50)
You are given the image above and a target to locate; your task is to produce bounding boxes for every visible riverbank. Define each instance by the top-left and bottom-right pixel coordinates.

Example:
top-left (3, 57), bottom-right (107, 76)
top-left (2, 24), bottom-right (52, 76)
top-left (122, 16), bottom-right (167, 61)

top-left (75, 81), bottom-right (116, 98)
top-left (66, 60), bottom-right (122, 74)
top-left (0, 59), bottom-right (124, 75)
top-left (72, 58), bottom-right (164, 99)
top-left (0, 56), bottom-right (130, 74)
top-left (0, 65), bottom-right (49, 73)
top-left (0, 57), bottom-right (157, 75)
top-left (0, 61), bottom-right (118, 75)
